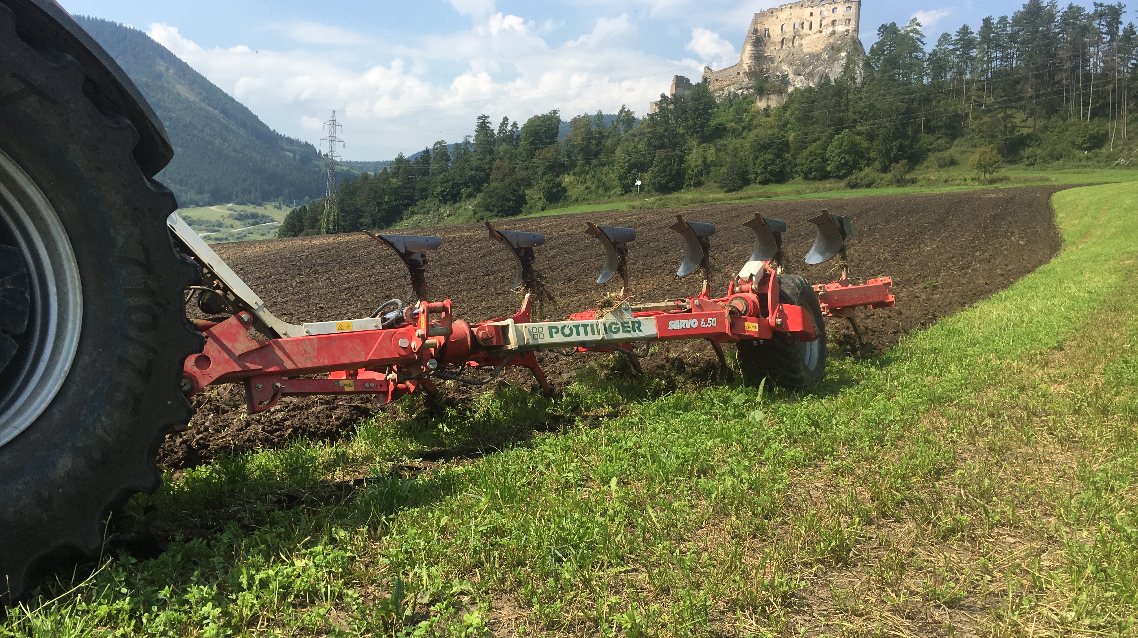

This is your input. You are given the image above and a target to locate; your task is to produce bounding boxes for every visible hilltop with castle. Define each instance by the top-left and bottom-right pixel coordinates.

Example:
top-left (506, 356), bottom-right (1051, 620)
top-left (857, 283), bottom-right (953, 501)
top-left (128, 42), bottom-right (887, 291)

top-left (657, 0), bottom-right (863, 110)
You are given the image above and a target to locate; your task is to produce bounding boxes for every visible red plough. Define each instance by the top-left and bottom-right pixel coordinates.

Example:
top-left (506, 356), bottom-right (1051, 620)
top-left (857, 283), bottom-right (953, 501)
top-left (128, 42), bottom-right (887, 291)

top-left (170, 210), bottom-right (895, 414)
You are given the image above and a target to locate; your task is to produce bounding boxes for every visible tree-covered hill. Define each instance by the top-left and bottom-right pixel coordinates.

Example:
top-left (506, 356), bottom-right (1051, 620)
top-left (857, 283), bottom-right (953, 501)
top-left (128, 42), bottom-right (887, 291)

top-left (281, 0), bottom-right (1138, 239)
top-left (75, 16), bottom-right (325, 207)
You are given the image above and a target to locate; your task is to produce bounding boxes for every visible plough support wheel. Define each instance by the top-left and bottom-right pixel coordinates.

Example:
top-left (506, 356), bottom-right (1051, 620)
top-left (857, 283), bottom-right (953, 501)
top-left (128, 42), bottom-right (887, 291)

top-left (737, 274), bottom-right (827, 390)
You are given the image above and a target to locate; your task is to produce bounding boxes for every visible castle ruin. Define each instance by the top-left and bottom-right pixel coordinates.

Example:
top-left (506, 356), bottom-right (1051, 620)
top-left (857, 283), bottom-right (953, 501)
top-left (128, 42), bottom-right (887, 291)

top-left (656, 0), bottom-right (863, 110)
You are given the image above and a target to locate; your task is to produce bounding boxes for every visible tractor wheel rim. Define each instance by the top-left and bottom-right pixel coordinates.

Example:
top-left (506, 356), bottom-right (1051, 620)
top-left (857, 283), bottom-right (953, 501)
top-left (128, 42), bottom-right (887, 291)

top-left (0, 148), bottom-right (83, 449)
top-left (799, 336), bottom-right (821, 371)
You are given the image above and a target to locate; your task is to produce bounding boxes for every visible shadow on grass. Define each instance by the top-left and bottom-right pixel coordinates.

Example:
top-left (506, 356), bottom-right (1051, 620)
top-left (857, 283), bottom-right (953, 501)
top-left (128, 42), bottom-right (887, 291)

top-left (94, 345), bottom-right (870, 582)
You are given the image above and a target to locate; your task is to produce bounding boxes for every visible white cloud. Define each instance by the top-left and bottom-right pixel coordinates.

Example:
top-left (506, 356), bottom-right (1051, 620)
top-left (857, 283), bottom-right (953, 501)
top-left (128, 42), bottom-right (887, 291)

top-left (568, 15), bottom-right (635, 47)
top-left (448, 0), bottom-right (495, 17)
top-left (686, 27), bottom-right (737, 69)
top-left (271, 22), bottom-right (375, 47)
top-left (487, 12), bottom-right (525, 36)
top-left (911, 9), bottom-right (951, 33)
top-left (146, 12), bottom-right (703, 160)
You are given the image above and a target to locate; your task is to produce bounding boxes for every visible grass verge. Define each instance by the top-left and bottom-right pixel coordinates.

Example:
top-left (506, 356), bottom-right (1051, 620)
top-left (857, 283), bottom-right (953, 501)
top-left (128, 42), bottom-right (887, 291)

top-left (504, 167), bottom-right (1138, 224)
top-left (3, 184), bottom-right (1137, 636)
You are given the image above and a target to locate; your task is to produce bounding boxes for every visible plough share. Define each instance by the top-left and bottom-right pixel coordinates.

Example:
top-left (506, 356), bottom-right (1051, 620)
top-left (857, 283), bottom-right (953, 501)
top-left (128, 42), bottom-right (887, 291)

top-left (171, 211), bottom-right (895, 414)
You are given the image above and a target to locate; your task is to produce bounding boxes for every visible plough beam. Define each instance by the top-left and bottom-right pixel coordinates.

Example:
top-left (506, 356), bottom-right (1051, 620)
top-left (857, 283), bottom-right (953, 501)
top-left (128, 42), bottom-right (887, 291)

top-left (179, 208), bottom-right (897, 411)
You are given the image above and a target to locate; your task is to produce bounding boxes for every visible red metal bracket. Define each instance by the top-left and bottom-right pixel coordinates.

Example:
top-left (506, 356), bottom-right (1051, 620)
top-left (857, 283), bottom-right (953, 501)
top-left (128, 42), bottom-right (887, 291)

top-left (814, 277), bottom-right (895, 317)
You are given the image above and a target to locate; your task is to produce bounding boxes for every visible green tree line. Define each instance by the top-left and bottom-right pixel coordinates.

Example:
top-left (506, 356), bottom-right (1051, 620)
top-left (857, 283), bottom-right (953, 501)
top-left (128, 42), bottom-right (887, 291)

top-left (282, 0), bottom-right (1137, 237)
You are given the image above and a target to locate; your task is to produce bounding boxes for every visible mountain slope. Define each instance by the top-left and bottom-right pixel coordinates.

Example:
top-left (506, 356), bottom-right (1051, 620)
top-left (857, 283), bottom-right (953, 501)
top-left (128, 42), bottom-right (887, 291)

top-left (74, 16), bottom-right (324, 206)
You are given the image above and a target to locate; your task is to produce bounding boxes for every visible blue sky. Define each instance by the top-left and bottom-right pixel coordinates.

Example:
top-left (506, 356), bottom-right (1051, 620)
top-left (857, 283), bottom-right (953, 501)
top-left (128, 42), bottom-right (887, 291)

top-left (63, 0), bottom-right (1114, 160)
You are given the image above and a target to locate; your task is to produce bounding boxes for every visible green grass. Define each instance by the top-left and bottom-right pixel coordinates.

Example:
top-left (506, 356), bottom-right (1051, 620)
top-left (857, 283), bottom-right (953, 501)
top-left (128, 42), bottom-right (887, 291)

top-left (4, 184), bottom-right (1138, 635)
top-left (176, 203), bottom-right (288, 244)
top-left (508, 166), bottom-right (1138, 223)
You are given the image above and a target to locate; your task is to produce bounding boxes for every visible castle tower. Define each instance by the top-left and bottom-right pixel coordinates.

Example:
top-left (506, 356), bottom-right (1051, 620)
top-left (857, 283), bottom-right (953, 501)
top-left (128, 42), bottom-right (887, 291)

top-left (701, 0), bottom-right (863, 98)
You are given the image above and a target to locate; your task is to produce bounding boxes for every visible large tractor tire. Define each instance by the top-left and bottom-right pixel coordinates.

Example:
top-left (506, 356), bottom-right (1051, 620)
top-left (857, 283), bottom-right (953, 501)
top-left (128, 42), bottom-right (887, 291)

top-left (0, 0), bottom-right (200, 602)
top-left (738, 274), bottom-right (827, 390)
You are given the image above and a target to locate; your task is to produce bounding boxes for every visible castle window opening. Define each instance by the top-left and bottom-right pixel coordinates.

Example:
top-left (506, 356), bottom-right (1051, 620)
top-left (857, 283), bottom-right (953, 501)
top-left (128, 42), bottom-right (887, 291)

top-left (764, 28), bottom-right (770, 37)
top-left (831, 19), bottom-right (837, 26)
top-left (781, 37), bottom-right (785, 48)
top-left (832, 7), bottom-right (837, 13)
top-left (781, 24), bottom-right (786, 33)
top-left (810, 21), bottom-right (813, 29)
top-left (794, 21), bottom-right (799, 29)
top-left (846, 18), bottom-right (851, 25)
top-left (846, 5), bottom-right (851, 11)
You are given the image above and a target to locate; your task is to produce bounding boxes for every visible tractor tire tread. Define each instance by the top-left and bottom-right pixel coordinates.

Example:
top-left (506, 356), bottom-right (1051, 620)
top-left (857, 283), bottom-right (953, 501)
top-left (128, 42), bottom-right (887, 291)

top-left (0, 1), bottom-right (201, 603)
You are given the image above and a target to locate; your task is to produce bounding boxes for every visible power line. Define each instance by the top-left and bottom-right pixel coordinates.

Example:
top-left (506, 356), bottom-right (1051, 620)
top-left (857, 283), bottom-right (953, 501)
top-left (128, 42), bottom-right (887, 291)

top-left (320, 110), bottom-right (345, 234)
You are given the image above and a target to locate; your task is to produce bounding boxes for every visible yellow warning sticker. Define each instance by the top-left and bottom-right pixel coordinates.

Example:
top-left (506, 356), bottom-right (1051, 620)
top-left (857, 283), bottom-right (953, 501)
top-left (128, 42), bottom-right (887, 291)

top-left (336, 321), bottom-right (354, 332)
top-left (340, 379), bottom-right (355, 392)
top-left (744, 321), bottom-right (759, 333)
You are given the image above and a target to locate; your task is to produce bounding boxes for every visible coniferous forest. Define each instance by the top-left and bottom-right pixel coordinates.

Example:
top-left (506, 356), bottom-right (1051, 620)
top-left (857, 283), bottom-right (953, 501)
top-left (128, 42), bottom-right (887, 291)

top-left (281, 0), bottom-right (1137, 237)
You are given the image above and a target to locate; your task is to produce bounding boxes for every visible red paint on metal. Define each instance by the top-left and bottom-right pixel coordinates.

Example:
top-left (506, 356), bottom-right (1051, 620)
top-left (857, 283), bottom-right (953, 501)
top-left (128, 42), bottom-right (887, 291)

top-left (654, 311), bottom-right (730, 338)
top-left (814, 277), bottom-right (895, 316)
top-left (183, 261), bottom-right (889, 413)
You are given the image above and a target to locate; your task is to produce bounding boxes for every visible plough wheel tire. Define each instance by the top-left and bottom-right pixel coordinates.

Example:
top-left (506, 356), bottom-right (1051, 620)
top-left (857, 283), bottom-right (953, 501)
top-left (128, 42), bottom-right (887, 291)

top-left (737, 274), bottom-right (827, 390)
top-left (0, 4), bottom-right (200, 603)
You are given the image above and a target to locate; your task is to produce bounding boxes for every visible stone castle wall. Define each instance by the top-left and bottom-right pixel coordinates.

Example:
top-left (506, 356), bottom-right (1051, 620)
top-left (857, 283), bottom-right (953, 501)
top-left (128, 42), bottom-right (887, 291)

top-left (703, 0), bottom-right (862, 96)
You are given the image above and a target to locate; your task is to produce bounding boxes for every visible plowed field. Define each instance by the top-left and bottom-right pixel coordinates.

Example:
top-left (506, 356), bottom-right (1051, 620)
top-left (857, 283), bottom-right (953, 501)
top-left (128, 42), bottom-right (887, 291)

top-left (161, 186), bottom-right (1064, 469)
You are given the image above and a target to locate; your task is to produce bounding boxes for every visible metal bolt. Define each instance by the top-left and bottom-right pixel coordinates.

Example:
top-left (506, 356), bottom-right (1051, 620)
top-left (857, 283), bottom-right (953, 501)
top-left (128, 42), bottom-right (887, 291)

top-left (180, 377), bottom-right (194, 395)
top-left (415, 329), bottom-right (425, 338)
top-left (775, 317), bottom-right (784, 326)
top-left (426, 359), bottom-right (438, 370)
top-left (398, 338), bottom-right (410, 348)
top-left (273, 383), bottom-right (282, 390)
top-left (240, 314), bottom-right (251, 324)
top-left (255, 383), bottom-right (263, 391)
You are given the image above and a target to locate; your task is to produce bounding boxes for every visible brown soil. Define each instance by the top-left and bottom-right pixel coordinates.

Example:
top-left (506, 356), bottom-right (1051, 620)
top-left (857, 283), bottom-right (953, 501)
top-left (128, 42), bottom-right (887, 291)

top-left (159, 186), bottom-right (1064, 469)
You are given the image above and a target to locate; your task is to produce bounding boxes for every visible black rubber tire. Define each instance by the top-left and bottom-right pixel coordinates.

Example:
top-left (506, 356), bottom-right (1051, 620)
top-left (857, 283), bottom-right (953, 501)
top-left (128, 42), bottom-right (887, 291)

top-left (737, 274), bottom-right (827, 390)
top-left (0, 245), bottom-right (29, 375)
top-left (0, 4), bottom-right (201, 603)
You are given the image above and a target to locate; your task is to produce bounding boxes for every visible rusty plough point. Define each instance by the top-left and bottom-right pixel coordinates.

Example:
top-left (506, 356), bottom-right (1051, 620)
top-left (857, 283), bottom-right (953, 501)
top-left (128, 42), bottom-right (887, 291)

top-left (585, 222), bottom-right (635, 298)
top-left (486, 221), bottom-right (546, 291)
top-left (365, 231), bottom-right (441, 301)
top-left (670, 215), bottom-right (716, 277)
top-left (806, 210), bottom-right (852, 265)
top-left (739, 214), bottom-right (786, 280)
